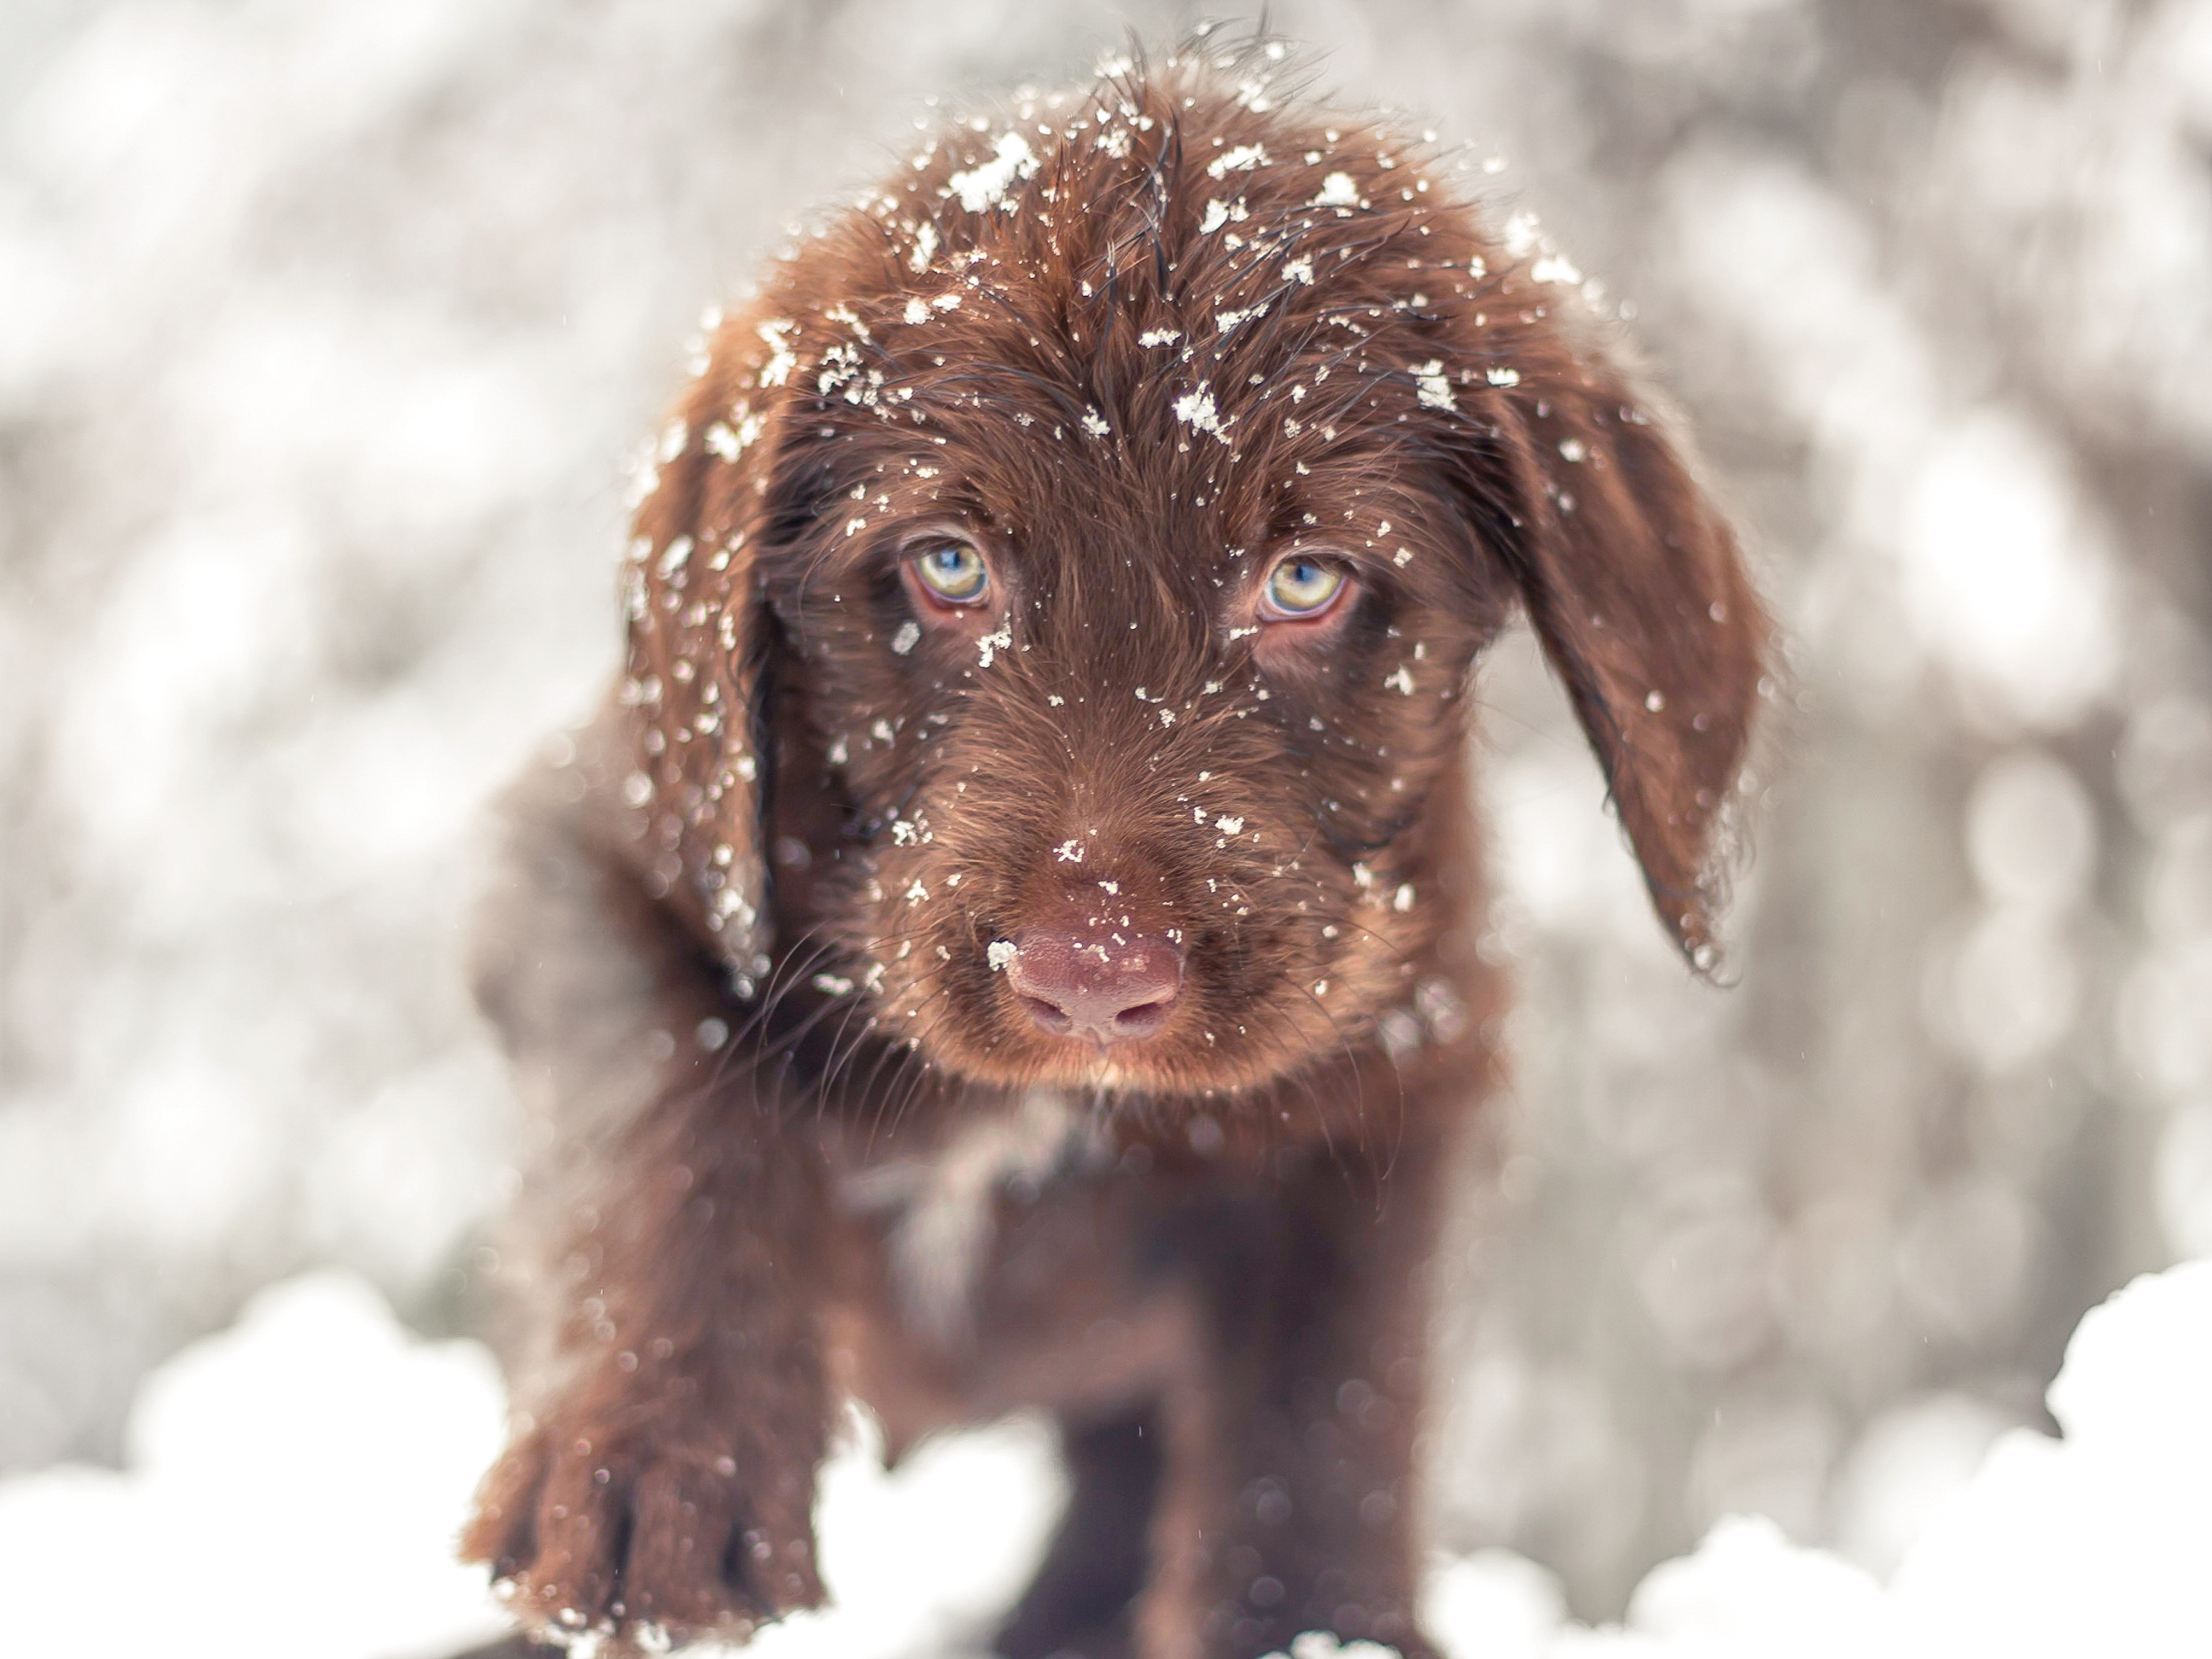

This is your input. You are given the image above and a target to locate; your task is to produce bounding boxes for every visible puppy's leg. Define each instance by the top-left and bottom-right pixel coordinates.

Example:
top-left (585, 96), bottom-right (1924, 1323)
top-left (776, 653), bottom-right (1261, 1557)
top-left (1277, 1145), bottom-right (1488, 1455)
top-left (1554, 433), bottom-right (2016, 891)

top-left (997, 1410), bottom-right (1163, 1659)
top-left (461, 725), bottom-right (832, 1650)
top-left (1137, 1149), bottom-right (1447, 1659)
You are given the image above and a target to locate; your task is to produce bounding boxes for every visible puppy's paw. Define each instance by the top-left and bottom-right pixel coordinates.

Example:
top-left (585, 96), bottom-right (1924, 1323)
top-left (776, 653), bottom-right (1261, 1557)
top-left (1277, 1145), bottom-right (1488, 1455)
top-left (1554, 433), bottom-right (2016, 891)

top-left (463, 1414), bottom-right (824, 1651)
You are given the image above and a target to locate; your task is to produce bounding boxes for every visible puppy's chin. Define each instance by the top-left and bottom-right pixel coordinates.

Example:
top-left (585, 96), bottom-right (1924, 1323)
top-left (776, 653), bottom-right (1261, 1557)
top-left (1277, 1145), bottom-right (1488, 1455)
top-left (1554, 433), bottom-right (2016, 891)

top-left (893, 1002), bottom-right (1357, 1102)
top-left (1025, 1044), bottom-right (1222, 1099)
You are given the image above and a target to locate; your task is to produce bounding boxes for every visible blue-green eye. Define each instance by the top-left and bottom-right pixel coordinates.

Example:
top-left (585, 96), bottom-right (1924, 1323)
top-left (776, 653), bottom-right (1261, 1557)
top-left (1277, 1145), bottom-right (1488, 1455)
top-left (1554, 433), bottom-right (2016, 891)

top-left (1260, 554), bottom-right (1349, 620)
top-left (910, 538), bottom-right (989, 605)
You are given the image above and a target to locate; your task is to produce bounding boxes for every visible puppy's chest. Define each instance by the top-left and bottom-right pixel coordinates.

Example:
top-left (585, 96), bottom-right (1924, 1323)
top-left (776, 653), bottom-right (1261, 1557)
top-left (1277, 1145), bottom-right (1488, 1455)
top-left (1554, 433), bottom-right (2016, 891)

top-left (831, 1087), bottom-right (1116, 1341)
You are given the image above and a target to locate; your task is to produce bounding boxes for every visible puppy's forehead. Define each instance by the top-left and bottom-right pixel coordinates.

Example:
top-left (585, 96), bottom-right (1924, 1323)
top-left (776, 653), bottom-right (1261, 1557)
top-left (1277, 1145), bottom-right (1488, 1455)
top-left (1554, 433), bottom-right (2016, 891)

top-left (752, 69), bottom-right (1521, 670)
top-left (801, 77), bottom-right (1491, 493)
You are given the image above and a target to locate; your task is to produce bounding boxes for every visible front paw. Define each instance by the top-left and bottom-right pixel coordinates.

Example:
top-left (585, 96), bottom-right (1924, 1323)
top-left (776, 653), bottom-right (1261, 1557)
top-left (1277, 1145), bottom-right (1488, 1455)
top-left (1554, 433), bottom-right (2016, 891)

top-left (463, 1412), bottom-right (825, 1650)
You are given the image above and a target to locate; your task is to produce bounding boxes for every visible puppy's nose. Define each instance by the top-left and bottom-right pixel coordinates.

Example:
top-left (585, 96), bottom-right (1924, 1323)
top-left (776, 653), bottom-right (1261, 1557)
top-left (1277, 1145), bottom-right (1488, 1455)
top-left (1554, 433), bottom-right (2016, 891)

top-left (1004, 930), bottom-right (1183, 1044)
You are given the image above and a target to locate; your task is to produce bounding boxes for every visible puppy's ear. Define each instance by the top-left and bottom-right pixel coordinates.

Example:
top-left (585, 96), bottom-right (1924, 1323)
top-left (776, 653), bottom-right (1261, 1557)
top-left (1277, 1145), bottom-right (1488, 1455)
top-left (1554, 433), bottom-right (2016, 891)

top-left (1469, 323), bottom-right (1769, 966)
top-left (622, 301), bottom-right (803, 980)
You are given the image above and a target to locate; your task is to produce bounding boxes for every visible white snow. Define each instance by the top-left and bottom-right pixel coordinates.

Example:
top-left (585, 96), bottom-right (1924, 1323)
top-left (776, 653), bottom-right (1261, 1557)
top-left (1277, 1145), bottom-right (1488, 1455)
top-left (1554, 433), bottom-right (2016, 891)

top-left (0, 1274), bottom-right (512, 1659)
top-left (945, 132), bottom-right (1037, 213)
top-left (1206, 143), bottom-right (1268, 179)
top-left (0, 1259), bottom-right (2203, 1658)
top-left (907, 221), bottom-right (940, 274)
top-left (1311, 172), bottom-right (1361, 207)
top-left (1422, 1260), bottom-right (2212, 1659)
top-left (1173, 385), bottom-right (1230, 444)
top-left (756, 319), bottom-right (799, 387)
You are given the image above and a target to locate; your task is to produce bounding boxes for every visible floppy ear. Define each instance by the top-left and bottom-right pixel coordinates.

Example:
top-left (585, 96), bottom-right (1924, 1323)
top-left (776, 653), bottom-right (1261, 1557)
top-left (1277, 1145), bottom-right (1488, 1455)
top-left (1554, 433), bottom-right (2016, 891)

top-left (620, 299), bottom-right (805, 984)
top-left (1472, 324), bottom-right (1770, 967)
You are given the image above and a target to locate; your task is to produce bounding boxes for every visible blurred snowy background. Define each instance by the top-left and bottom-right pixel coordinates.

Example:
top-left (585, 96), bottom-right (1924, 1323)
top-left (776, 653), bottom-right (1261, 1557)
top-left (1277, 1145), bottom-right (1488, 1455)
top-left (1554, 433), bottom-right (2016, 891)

top-left (2, 0), bottom-right (2210, 1629)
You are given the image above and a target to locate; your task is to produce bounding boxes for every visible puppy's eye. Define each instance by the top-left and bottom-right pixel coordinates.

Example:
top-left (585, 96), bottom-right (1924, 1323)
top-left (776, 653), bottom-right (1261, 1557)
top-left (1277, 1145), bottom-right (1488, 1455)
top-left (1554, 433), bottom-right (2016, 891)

top-left (909, 538), bottom-right (991, 605)
top-left (1259, 554), bottom-right (1350, 622)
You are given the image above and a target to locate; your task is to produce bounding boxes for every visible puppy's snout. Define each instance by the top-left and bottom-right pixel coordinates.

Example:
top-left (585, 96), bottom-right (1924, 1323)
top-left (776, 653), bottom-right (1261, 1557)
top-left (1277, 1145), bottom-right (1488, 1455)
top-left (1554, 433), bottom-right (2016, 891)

top-left (1004, 930), bottom-right (1183, 1044)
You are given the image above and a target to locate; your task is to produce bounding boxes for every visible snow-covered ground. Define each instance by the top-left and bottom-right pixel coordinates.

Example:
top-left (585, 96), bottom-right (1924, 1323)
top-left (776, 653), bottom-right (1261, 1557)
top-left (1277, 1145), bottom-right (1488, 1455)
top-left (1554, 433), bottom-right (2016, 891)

top-left (2, 1260), bottom-right (2205, 1659)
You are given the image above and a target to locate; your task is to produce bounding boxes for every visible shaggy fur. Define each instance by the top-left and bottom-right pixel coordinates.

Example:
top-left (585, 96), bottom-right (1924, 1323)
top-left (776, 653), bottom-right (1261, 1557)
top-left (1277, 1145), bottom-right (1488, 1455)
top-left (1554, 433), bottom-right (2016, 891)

top-left (459, 43), bottom-right (1767, 1659)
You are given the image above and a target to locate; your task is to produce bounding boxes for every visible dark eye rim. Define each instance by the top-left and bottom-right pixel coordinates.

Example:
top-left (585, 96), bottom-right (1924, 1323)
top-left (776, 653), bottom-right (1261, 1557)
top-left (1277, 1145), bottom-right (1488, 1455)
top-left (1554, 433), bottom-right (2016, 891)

top-left (1256, 550), bottom-right (1356, 624)
top-left (901, 529), bottom-right (994, 608)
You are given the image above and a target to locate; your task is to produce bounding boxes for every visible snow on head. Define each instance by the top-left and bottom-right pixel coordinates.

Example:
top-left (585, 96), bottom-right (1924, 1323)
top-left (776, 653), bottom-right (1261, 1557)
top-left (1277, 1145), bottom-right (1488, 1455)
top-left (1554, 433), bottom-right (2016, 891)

top-left (756, 317), bottom-right (798, 386)
top-left (907, 219), bottom-right (940, 274)
top-left (1312, 172), bottom-right (1361, 207)
top-left (1206, 142), bottom-right (1267, 179)
top-left (1174, 385), bottom-right (1231, 444)
top-left (946, 131), bottom-right (1038, 212)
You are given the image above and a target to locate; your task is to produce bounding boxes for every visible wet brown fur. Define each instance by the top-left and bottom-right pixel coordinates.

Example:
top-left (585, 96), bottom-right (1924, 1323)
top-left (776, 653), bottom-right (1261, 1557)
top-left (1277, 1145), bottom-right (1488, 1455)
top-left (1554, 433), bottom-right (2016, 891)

top-left (460, 42), bottom-right (1767, 1659)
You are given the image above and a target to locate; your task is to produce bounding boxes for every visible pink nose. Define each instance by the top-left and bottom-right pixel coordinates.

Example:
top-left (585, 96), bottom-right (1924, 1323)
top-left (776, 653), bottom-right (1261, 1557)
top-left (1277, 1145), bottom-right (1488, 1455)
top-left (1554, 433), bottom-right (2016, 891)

top-left (1003, 930), bottom-right (1183, 1044)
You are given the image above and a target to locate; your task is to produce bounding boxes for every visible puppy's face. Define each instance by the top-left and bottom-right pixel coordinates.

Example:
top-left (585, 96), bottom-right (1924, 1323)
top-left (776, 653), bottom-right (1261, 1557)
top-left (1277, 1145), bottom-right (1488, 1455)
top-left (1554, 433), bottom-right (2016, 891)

top-left (626, 63), bottom-right (1765, 1105)
top-left (769, 342), bottom-right (1506, 1097)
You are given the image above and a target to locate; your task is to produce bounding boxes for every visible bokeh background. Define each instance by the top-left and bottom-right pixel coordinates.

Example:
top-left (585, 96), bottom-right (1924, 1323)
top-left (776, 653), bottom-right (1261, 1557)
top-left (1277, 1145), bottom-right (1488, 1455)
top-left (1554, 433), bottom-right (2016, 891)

top-left (2, 0), bottom-right (2209, 1622)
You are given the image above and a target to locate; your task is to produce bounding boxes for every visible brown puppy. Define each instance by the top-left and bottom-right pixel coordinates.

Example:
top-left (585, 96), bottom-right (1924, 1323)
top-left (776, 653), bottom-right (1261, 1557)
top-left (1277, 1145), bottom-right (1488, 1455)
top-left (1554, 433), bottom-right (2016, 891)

top-left (460, 43), bottom-right (1767, 1659)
